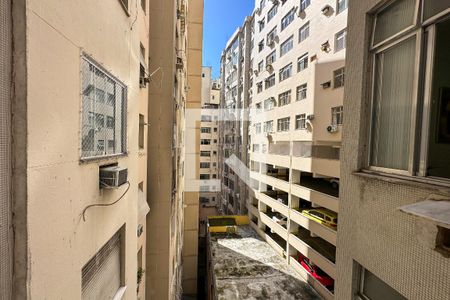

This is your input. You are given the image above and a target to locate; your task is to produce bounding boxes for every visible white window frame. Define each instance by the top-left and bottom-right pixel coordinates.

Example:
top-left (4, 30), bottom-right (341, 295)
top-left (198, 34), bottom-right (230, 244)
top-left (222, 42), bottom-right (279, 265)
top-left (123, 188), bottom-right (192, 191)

top-left (300, 0), bottom-right (311, 12)
top-left (278, 90), bottom-right (291, 106)
top-left (277, 117), bottom-right (290, 132)
top-left (297, 83), bottom-right (307, 100)
top-left (331, 106), bottom-right (343, 126)
top-left (296, 114), bottom-right (306, 130)
top-left (266, 50), bottom-right (276, 65)
top-left (281, 8), bottom-right (295, 31)
top-left (299, 22), bottom-right (310, 43)
top-left (334, 67), bottom-right (345, 88)
top-left (335, 29), bottom-right (347, 52)
top-left (267, 4), bottom-right (278, 23)
top-left (336, 0), bottom-right (348, 14)
top-left (280, 35), bottom-right (294, 56)
top-left (297, 53), bottom-right (308, 72)
top-left (279, 63), bottom-right (292, 82)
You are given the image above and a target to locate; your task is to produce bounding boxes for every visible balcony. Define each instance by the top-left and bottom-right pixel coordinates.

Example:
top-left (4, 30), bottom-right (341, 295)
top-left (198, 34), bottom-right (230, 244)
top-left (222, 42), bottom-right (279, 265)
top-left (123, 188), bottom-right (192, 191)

top-left (290, 209), bottom-right (337, 246)
top-left (292, 157), bottom-right (340, 178)
top-left (291, 185), bottom-right (339, 213)
top-left (263, 226), bottom-right (287, 256)
top-left (250, 152), bottom-right (290, 168)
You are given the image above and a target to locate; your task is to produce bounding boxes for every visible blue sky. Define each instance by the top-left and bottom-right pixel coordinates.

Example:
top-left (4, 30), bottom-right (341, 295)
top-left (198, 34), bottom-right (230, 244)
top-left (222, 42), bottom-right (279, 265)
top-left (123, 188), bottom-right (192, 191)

top-left (203, 0), bottom-right (254, 79)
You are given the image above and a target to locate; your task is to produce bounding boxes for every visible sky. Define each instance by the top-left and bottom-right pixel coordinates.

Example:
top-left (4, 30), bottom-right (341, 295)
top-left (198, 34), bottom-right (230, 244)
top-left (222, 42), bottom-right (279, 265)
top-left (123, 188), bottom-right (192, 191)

top-left (202, 0), bottom-right (255, 79)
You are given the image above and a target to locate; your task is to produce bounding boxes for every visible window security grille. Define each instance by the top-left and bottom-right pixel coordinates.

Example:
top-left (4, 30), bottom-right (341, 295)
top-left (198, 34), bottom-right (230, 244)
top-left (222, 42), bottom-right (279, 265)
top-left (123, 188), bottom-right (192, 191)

top-left (82, 231), bottom-right (122, 299)
top-left (297, 84), bottom-right (307, 100)
top-left (81, 57), bottom-right (127, 159)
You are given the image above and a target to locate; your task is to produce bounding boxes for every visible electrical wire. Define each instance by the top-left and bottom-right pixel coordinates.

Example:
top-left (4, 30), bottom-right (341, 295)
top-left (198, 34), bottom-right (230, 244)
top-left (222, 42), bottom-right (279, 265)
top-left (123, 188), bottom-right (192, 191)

top-left (81, 181), bottom-right (131, 222)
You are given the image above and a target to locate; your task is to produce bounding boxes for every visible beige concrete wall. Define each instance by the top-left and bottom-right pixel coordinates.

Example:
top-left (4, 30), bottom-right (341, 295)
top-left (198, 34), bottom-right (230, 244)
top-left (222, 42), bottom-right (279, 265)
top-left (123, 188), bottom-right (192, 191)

top-left (21, 0), bottom-right (145, 298)
top-left (337, 1), bottom-right (450, 299)
top-left (183, 0), bottom-right (204, 296)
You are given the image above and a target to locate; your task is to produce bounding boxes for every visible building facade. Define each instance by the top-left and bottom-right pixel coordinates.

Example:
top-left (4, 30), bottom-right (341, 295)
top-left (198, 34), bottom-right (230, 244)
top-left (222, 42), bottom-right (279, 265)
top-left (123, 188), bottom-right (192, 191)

top-left (147, 0), bottom-right (203, 298)
top-left (6, 0), bottom-right (150, 298)
top-left (218, 16), bottom-right (254, 216)
top-left (245, 0), bottom-right (347, 299)
top-left (337, 1), bottom-right (450, 299)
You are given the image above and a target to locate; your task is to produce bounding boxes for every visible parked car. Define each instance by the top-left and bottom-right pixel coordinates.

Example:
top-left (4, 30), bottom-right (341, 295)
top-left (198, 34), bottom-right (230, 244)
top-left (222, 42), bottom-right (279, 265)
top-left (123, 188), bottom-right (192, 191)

top-left (301, 208), bottom-right (337, 228)
top-left (297, 253), bottom-right (334, 289)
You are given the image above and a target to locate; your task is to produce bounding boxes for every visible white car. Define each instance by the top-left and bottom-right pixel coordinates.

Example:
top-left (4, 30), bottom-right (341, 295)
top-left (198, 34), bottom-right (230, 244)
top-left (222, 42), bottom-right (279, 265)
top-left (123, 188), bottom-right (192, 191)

top-left (271, 214), bottom-right (288, 232)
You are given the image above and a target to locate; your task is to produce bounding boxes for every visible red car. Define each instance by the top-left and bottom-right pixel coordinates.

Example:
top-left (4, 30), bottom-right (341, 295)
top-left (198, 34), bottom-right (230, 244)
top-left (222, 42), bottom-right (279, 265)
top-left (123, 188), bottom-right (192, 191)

top-left (298, 253), bottom-right (334, 290)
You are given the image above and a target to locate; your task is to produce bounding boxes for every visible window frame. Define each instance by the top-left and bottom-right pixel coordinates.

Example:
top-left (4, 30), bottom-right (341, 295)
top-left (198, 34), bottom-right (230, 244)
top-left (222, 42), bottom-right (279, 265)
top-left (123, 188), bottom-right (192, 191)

top-left (335, 28), bottom-right (347, 52)
top-left (280, 35), bottom-right (294, 57)
top-left (299, 22), bottom-right (310, 43)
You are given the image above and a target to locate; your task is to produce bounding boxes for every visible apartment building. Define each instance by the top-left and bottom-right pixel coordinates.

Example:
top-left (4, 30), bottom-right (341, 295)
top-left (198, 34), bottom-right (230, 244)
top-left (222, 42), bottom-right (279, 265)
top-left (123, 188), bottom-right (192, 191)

top-left (245, 0), bottom-right (347, 299)
top-left (147, 0), bottom-right (203, 298)
top-left (337, 1), bottom-right (450, 299)
top-left (218, 16), bottom-right (254, 216)
top-left (4, 0), bottom-right (150, 298)
top-left (199, 67), bottom-right (220, 208)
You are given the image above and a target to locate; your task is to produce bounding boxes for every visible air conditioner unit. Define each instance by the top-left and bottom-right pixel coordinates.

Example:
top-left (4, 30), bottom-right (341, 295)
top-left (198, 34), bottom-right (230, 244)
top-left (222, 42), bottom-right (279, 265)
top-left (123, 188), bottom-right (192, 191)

top-left (266, 64), bottom-right (274, 73)
top-left (327, 125), bottom-right (338, 133)
top-left (307, 114), bottom-right (315, 121)
top-left (100, 166), bottom-right (128, 188)
top-left (321, 81), bottom-right (331, 89)
top-left (266, 38), bottom-right (275, 47)
top-left (321, 41), bottom-right (331, 52)
top-left (270, 0), bottom-right (279, 4)
top-left (176, 56), bottom-right (184, 70)
top-left (321, 5), bottom-right (332, 15)
top-left (255, 7), bottom-right (261, 15)
top-left (254, 69), bottom-right (259, 76)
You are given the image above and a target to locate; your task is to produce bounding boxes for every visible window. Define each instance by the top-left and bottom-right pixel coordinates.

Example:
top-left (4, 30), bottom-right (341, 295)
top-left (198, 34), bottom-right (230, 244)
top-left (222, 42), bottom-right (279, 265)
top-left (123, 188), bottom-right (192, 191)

top-left (139, 114), bottom-right (144, 149)
top-left (264, 98), bottom-right (275, 111)
top-left (335, 29), bottom-right (347, 52)
top-left (278, 90), bottom-right (291, 106)
top-left (201, 127), bottom-right (211, 133)
top-left (296, 114), bottom-right (306, 129)
top-left (263, 120), bottom-right (274, 133)
top-left (334, 67), bottom-right (345, 88)
top-left (201, 139), bottom-right (211, 145)
top-left (256, 102), bottom-right (262, 111)
top-left (336, 0), bottom-right (347, 14)
top-left (213, 139), bottom-right (217, 144)
top-left (200, 162), bottom-right (210, 169)
top-left (200, 174), bottom-right (210, 180)
top-left (267, 5), bottom-right (278, 22)
top-left (297, 53), bottom-right (308, 72)
top-left (280, 35), bottom-right (294, 57)
top-left (277, 117), bottom-right (290, 132)
top-left (257, 82), bottom-right (263, 93)
top-left (253, 144), bottom-right (260, 152)
top-left (260, 0), bottom-right (266, 10)
top-left (300, 0), bottom-right (311, 12)
top-left (255, 123), bottom-right (262, 134)
top-left (279, 63), bottom-right (292, 82)
top-left (266, 50), bottom-right (276, 65)
top-left (265, 74), bottom-right (275, 89)
top-left (81, 57), bottom-right (127, 159)
top-left (258, 60), bottom-right (264, 72)
top-left (297, 84), bottom-right (307, 100)
top-left (201, 115), bottom-right (212, 122)
top-left (281, 8), bottom-right (295, 31)
top-left (331, 106), bottom-right (343, 126)
top-left (267, 27), bottom-right (277, 45)
top-left (259, 18), bottom-right (265, 32)
top-left (299, 22), bottom-right (310, 42)
top-left (358, 267), bottom-right (407, 300)
top-left (82, 229), bottom-right (124, 299)
top-left (200, 151), bottom-right (211, 157)
top-left (258, 40), bottom-right (265, 52)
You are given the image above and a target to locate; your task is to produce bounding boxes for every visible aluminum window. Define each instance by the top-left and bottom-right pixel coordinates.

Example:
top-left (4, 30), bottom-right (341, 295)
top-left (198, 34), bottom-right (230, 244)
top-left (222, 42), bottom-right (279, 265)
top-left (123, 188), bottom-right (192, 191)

top-left (267, 4), bottom-right (278, 23)
top-left (279, 63), bottom-right (292, 82)
top-left (334, 67), bottom-right (345, 88)
top-left (295, 114), bottom-right (306, 129)
top-left (280, 35), bottom-right (294, 56)
top-left (281, 8), bottom-right (296, 31)
top-left (277, 117), bottom-right (290, 132)
top-left (297, 53), bottom-right (308, 72)
top-left (255, 123), bottom-right (262, 134)
top-left (297, 84), bottom-right (307, 100)
top-left (299, 22), bottom-right (310, 43)
top-left (331, 106), bottom-right (343, 126)
top-left (264, 98), bottom-right (275, 111)
top-left (81, 56), bottom-right (127, 159)
top-left (300, 0), bottom-right (311, 12)
top-left (278, 90), bottom-right (291, 106)
top-left (258, 60), bottom-right (264, 72)
top-left (336, 0), bottom-right (347, 14)
top-left (259, 18), bottom-right (265, 32)
top-left (265, 74), bottom-right (276, 89)
top-left (257, 82), bottom-right (263, 93)
top-left (266, 50), bottom-right (276, 65)
top-left (200, 162), bottom-right (210, 169)
top-left (267, 27), bottom-right (277, 45)
top-left (335, 29), bottom-right (347, 52)
top-left (201, 127), bottom-right (211, 133)
top-left (264, 120), bottom-right (274, 133)
top-left (358, 267), bottom-right (407, 300)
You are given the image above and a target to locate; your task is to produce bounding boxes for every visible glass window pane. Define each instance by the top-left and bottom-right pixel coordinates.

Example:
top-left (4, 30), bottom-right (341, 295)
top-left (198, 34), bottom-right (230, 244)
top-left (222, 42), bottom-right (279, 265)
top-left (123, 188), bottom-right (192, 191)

top-left (373, 0), bottom-right (416, 45)
top-left (423, 0), bottom-right (450, 21)
top-left (370, 37), bottom-right (416, 170)
top-left (362, 269), bottom-right (407, 300)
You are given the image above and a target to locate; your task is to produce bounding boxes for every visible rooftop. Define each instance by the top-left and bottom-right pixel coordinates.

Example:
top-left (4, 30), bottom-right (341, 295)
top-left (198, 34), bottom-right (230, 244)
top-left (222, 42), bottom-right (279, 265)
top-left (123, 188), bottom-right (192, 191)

top-left (208, 222), bottom-right (321, 300)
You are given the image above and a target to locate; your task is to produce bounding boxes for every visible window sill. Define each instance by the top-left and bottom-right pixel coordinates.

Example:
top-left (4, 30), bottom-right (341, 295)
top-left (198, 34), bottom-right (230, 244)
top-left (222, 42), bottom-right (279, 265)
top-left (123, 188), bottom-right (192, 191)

top-left (353, 170), bottom-right (450, 192)
top-left (398, 195), bottom-right (450, 229)
top-left (80, 153), bottom-right (128, 164)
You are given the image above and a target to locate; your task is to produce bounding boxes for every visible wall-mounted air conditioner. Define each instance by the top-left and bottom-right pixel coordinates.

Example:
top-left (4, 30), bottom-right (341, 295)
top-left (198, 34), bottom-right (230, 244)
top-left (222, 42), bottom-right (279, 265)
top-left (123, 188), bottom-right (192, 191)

top-left (307, 114), bottom-right (315, 121)
top-left (100, 166), bottom-right (128, 188)
top-left (266, 64), bottom-right (274, 73)
top-left (327, 125), bottom-right (338, 133)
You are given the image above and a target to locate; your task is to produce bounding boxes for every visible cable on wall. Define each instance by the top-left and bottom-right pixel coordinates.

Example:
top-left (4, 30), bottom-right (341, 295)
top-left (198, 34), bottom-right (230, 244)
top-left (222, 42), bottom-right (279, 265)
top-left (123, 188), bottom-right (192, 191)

top-left (81, 181), bottom-right (131, 222)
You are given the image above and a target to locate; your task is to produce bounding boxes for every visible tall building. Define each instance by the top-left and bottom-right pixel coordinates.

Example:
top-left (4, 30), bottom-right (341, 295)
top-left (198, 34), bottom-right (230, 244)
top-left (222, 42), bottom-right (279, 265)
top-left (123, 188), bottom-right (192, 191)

top-left (199, 66), bottom-right (220, 209)
top-left (218, 16), bottom-right (254, 216)
top-left (4, 0), bottom-right (151, 298)
top-left (147, 0), bottom-right (203, 298)
top-left (337, 1), bottom-right (450, 299)
top-left (219, 0), bottom-right (347, 299)
top-left (1, 0), bottom-right (203, 299)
